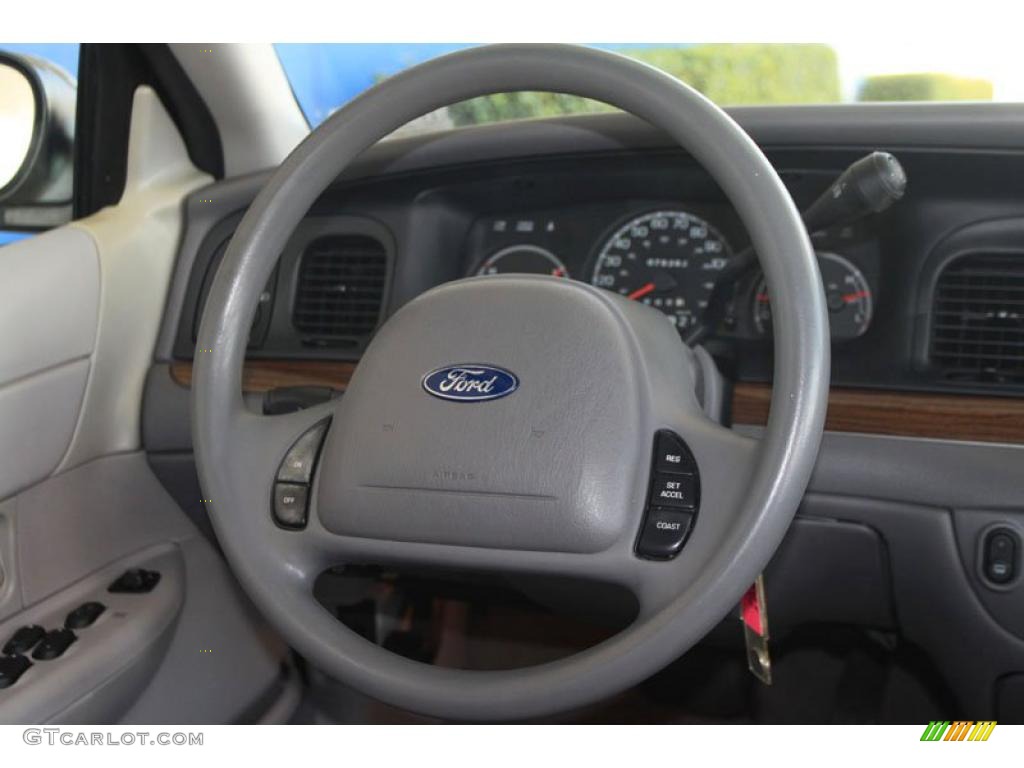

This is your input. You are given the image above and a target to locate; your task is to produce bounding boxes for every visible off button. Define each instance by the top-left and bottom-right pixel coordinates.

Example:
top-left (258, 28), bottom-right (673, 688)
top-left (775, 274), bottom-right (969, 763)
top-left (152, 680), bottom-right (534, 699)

top-left (650, 473), bottom-right (697, 509)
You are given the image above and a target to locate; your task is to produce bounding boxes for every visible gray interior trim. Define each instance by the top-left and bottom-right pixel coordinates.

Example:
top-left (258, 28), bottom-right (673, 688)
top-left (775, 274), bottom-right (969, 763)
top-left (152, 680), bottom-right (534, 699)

top-left (154, 172), bottom-right (266, 361)
top-left (119, 537), bottom-right (286, 725)
top-left (0, 359), bottom-right (89, 502)
top-left (170, 44), bottom-right (307, 177)
top-left (0, 227), bottom-right (99, 385)
top-left (799, 493), bottom-right (1024, 717)
top-left (57, 86), bottom-right (210, 474)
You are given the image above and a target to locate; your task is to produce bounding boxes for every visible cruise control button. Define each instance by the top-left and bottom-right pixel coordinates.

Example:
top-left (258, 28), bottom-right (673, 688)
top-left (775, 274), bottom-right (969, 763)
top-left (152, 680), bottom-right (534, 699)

top-left (32, 629), bottom-right (76, 660)
top-left (277, 421), bottom-right (329, 484)
top-left (650, 473), bottom-right (697, 509)
top-left (274, 483), bottom-right (309, 529)
top-left (3, 625), bottom-right (45, 656)
top-left (65, 602), bottom-right (106, 630)
top-left (637, 509), bottom-right (695, 560)
top-left (654, 431), bottom-right (695, 474)
top-left (0, 655), bottom-right (32, 688)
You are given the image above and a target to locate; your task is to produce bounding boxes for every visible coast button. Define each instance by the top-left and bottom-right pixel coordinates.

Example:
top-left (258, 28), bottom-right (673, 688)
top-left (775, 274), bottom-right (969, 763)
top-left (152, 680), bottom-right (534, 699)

top-left (637, 509), bottom-right (695, 559)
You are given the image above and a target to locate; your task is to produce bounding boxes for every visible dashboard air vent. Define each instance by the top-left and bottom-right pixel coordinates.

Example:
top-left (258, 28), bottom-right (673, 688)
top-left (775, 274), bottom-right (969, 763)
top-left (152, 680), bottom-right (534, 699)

top-left (930, 252), bottom-right (1024, 386)
top-left (293, 234), bottom-right (387, 340)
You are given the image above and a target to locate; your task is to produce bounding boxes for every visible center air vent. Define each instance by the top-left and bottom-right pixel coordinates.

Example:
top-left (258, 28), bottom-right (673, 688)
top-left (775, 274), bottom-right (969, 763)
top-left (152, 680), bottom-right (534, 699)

top-left (293, 234), bottom-right (387, 340)
top-left (930, 251), bottom-right (1024, 386)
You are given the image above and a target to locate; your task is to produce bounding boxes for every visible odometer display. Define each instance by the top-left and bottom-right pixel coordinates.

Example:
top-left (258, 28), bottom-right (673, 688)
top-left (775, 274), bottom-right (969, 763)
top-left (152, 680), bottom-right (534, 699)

top-left (591, 210), bottom-right (731, 331)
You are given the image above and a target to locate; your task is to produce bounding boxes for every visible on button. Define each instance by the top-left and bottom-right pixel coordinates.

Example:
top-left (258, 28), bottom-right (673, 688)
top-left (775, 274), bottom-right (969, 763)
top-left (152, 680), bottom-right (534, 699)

top-left (277, 421), bottom-right (329, 484)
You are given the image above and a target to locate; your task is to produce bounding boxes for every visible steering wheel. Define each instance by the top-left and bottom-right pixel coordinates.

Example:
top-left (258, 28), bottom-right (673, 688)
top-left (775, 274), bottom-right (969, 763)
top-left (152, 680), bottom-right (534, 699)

top-left (192, 44), bottom-right (829, 721)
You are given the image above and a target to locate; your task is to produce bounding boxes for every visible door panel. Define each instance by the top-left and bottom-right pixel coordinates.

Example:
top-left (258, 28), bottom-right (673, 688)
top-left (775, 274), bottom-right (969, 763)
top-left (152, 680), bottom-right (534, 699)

top-left (0, 227), bottom-right (98, 500)
top-left (0, 84), bottom-right (291, 723)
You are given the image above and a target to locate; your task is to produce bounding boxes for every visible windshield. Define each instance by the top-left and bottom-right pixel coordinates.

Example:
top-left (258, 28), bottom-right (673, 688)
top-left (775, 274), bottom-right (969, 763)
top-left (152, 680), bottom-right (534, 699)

top-left (275, 43), bottom-right (1020, 135)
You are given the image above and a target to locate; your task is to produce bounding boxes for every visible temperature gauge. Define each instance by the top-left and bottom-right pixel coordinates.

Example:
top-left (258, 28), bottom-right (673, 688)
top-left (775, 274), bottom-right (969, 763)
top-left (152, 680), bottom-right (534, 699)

top-left (753, 252), bottom-right (873, 340)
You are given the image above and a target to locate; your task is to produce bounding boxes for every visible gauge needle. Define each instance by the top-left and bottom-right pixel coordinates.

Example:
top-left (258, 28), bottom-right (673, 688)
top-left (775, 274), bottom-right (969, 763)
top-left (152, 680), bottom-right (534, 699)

top-left (628, 282), bottom-right (657, 301)
top-left (552, 266), bottom-right (567, 278)
top-left (842, 290), bottom-right (869, 303)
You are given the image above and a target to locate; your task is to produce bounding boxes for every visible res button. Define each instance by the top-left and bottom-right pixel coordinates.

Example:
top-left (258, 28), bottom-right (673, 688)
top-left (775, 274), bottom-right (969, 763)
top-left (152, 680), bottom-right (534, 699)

top-left (654, 430), bottom-right (697, 474)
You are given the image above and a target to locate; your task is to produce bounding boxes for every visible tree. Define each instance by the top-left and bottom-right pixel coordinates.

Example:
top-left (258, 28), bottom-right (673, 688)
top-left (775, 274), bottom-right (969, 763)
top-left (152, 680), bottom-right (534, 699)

top-left (858, 73), bottom-right (993, 102)
top-left (444, 44), bottom-right (842, 126)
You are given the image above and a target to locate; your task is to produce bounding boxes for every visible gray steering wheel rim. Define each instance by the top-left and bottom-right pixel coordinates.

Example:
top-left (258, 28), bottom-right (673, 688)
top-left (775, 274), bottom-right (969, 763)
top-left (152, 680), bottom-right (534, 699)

top-left (193, 44), bottom-right (829, 721)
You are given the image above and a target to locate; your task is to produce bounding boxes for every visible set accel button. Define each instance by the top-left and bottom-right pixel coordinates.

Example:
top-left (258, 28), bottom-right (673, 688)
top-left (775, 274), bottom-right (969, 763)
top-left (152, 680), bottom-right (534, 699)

top-left (650, 473), bottom-right (697, 509)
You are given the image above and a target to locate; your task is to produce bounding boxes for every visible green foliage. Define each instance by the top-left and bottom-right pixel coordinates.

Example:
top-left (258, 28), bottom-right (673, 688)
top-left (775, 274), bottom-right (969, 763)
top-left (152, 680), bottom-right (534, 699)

top-left (858, 73), bottom-right (993, 102)
top-left (443, 44), bottom-right (841, 127)
top-left (629, 44), bottom-right (841, 106)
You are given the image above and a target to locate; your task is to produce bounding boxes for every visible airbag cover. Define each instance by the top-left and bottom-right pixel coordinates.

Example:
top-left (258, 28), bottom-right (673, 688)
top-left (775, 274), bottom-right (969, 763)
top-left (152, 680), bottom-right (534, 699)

top-left (316, 275), bottom-right (667, 553)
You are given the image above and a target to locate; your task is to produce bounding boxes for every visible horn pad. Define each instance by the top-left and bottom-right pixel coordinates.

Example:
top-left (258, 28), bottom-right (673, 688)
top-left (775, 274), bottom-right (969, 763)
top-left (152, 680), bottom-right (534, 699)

top-left (316, 275), bottom-right (696, 553)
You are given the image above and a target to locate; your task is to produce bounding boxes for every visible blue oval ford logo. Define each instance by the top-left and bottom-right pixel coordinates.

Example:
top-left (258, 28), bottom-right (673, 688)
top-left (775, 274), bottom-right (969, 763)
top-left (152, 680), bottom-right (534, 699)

top-left (422, 364), bottom-right (519, 403)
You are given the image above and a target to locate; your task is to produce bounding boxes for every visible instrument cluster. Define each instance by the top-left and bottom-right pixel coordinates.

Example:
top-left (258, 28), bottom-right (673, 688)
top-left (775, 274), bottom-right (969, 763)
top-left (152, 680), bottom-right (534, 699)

top-left (464, 204), bottom-right (876, 342)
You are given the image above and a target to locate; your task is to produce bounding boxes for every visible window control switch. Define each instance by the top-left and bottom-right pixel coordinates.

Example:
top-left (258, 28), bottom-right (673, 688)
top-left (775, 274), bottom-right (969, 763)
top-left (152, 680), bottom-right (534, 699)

top-left (31, 628), bottom-right (76, 660)
top-left (3, 624), bottom-right (45, 656)
top-left (65, 601), bottom-right (106, 629)
top-left (0, 654), bottom-right (32, 689)
top-left (108, 568), bottom-right (161, 594)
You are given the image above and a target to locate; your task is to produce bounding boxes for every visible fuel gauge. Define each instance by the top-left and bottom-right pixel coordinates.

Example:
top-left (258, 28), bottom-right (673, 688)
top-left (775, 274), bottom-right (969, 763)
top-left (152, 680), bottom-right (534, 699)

top-left (753, 251), bottom-right (873, 340)
top-left (475, 245), bottom-right (569, 278)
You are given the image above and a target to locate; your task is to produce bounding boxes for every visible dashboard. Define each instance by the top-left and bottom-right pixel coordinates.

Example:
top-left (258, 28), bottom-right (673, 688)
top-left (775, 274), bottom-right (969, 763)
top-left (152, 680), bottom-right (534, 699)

top-left (154, 107), bottom-right (1024, 440)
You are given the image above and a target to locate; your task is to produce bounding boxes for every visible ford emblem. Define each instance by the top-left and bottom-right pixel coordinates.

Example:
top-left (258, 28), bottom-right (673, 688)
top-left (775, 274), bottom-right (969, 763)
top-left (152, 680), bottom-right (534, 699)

top-left (422, 364), bottom-right (519, 403)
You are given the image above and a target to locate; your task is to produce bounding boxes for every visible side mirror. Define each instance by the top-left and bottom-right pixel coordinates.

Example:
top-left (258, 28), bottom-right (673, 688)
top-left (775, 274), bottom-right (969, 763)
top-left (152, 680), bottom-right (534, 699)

top-left (0, 51), bottom-right (76, 229)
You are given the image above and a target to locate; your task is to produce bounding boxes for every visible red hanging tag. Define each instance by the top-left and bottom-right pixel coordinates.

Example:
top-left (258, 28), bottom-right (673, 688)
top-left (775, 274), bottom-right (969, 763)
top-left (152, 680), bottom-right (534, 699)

top-left (741, 574), bottom-right (772, 685)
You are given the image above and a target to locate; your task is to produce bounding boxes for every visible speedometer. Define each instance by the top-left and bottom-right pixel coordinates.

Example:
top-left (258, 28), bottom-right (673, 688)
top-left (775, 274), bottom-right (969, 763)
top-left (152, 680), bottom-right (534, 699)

top-left (591, 210), bottom-right (732, 331)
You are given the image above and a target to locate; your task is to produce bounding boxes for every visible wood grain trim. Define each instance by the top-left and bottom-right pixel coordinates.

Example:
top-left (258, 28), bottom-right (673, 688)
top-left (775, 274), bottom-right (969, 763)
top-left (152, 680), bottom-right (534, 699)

top-left (170, 361), bottom-right (1024, 444)
top-left (733, 382), bottom-right (1024, 444)
top-left (170, 360), bottom-right (357, 393)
